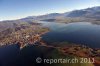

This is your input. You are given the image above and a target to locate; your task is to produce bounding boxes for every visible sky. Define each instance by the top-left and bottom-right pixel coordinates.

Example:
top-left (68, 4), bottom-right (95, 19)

top-left (0, 0), bottom-right (100, 21)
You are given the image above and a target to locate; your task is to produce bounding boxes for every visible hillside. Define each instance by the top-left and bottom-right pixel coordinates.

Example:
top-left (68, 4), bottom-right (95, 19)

top-left (0, 6), bottom-right (100, 25)
top-left (39, 6), bottom-right (100, 24)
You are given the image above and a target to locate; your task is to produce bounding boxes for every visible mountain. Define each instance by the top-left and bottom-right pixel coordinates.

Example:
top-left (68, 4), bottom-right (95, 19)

top-left (64, 6), bottom-right (100, 17)
top-left (23, 6), bottom-right (100, 20)
top-left (66, 10), bottom-right (88, 17)
top-left (39, 6), bottom-right (100, 23)
top-left (0, 6), bottom-right (100, 24)
top-left (25, 13), bottom-right (62, 20)
top-left (37, 13), bottom-right (61, 19)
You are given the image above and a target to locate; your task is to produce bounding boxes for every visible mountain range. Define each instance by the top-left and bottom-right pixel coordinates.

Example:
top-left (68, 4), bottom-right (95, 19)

top-left (22, 6), bottom-right (100, 21)
top-left (0, 6), bottom-right (100, 22)
top-left (0, 6), bottom-right (100, 32)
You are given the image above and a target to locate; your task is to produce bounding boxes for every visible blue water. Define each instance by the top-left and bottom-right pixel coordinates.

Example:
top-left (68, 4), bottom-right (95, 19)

top-left (0, 21), bottom-right (100, 66)
top-left (40, 22), bottom-right (100, 48)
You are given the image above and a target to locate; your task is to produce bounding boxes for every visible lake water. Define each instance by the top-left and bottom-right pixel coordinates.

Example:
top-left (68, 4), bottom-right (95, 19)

top-left (40, 21), bottom-right (100, 48)
top-left (0, 21), bottom-right (100, 66)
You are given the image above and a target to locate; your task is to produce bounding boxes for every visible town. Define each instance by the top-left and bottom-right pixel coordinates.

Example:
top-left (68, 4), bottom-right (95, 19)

top-left (0, 22), bottom-right (49, 48)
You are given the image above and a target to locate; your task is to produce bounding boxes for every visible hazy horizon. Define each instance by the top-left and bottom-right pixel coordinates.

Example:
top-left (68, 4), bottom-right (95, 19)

top-left (0, 0), bottom-right (100, 21)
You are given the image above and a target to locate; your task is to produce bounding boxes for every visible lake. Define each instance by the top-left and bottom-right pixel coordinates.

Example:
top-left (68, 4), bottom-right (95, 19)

top-left (0, 21), bottom-right (100, 66)
top-left (39, 21), bottom-right (100, 48)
